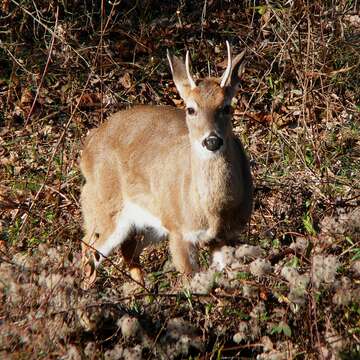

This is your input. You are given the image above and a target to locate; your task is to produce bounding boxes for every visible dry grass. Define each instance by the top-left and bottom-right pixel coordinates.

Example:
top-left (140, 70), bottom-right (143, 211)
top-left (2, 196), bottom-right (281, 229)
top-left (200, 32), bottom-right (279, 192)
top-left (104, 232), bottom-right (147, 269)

top-left (0, 1), bottom-right (359, 359)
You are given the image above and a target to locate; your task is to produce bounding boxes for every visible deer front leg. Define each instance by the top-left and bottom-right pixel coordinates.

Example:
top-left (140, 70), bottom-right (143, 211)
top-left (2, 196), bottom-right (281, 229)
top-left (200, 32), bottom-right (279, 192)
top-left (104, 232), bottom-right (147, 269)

top-left (169, 233), bottom-right (199, 274)
top-left (196, 215), bottom-right (223, 248)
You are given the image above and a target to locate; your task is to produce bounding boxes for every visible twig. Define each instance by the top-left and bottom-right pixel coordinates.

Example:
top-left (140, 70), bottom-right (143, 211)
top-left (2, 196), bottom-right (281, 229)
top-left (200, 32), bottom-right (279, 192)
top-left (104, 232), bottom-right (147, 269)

top-left (200, 0), bottom-right (207, 41)
top-left (24, 6), bottom-right (59, 126)
top-left (310, 254), bottom-right (325, 359)
top-left (2, 48), bottom-right (36, 76)
top-left (80, 236), bottom-right (149, 291)
top-left (10, 0), bottom-right (90, 68)
top-left (18, 75), bottom-right (91, 239)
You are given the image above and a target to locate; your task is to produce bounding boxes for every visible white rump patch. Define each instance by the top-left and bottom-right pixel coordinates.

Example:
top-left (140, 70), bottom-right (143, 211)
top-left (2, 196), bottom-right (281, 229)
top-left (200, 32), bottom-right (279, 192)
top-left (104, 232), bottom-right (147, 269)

top-left (97, 201), bottom-right (168, 263)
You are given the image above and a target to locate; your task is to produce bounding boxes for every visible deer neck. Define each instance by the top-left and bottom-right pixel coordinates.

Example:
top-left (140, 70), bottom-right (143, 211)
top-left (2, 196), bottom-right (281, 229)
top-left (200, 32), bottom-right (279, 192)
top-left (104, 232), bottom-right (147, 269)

top-left (190, 140), bottom-right (233, 215)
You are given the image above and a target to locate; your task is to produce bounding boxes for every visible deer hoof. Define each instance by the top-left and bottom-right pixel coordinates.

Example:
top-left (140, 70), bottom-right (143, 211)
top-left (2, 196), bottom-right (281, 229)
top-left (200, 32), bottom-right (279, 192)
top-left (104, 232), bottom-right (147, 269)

top-left (130, 267), bottom-right (144, 286)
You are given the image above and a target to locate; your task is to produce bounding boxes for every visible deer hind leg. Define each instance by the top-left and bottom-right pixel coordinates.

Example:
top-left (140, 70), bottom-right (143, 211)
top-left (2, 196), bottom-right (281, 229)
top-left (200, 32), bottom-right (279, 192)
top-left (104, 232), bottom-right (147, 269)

top-left (81, 214), bottom-right (120, 290)
top-left (81, 213), bottom-right (135, 289)
top-left (81, 157), bottom-right (126, 288)
top-left (81, 182), bottom-right (105, 289)
top-left (81, 188), bottom-right (133, 289)
top-left (121, 233), bottom-right (145, 285)
top-left (169, 233), bottom-right (199, 274)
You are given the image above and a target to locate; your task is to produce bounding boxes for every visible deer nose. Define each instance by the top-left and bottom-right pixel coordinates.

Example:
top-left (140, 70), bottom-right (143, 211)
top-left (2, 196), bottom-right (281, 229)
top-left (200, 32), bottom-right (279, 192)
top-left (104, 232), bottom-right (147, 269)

top-left (202, 133), bottom-right (224, 152)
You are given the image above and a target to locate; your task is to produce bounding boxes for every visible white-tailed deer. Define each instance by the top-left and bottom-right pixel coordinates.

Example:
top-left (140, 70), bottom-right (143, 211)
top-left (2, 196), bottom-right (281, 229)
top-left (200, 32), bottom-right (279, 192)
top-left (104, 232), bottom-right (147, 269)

top-left (80, 41), bottom-right (253, 288)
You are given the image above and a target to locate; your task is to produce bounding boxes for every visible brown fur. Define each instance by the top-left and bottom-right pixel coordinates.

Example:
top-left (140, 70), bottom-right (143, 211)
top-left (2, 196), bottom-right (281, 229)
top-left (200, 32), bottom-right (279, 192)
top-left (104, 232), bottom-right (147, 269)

top-left (80, 50), bottom-right (253, 288)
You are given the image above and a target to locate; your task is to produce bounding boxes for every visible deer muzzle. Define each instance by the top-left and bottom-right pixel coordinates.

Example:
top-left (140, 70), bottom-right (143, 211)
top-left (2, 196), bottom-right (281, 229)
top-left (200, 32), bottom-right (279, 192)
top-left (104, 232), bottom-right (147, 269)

top-left (202, 132), bottom-right (224, 152)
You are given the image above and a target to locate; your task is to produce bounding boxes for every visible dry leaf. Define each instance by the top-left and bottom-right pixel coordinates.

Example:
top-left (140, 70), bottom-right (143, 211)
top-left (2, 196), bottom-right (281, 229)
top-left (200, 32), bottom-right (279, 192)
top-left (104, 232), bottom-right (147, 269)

top-left (20, 87), bottom-right (33, 107)
top-left (119, 72), bottom-right (132, 89)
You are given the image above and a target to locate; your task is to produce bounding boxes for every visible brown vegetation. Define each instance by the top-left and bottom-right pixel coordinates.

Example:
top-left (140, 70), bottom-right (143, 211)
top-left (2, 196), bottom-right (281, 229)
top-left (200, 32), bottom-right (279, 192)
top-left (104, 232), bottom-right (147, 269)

top-left (0, 1), bottom-right (359, 359)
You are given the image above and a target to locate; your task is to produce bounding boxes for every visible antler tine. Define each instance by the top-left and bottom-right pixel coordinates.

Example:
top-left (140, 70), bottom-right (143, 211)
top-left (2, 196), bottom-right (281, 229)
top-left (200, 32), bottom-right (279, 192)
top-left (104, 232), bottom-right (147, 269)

top-left (220, 40), bottom-right (232, 88)
top-left (185, 51), bottom-right (196, 89)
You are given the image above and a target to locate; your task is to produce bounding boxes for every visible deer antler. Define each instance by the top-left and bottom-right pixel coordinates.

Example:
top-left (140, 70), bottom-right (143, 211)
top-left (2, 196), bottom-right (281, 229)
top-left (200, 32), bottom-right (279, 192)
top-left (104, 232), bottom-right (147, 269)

top-left (186, 51), bottom-right (196, 89)
top-left (220, 41), bottom-right (232, 88)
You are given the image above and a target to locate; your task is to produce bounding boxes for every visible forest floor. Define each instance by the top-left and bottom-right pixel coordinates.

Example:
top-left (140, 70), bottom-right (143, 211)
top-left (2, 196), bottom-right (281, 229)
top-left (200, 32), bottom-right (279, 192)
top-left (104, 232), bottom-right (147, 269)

top-left (1, 1), bottom-right (359, 359)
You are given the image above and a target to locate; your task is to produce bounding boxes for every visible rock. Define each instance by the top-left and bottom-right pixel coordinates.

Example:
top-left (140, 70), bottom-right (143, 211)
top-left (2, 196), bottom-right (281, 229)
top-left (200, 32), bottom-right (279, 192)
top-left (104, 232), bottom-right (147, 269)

top-left (174, 335), bottom-right (191, 357)
top-left (351, 260), bottom-right (360, 277)
top-left (312, 255), bottom-right (339, 289)
top-left (62, 345), bottom-right (82, 360)
top-left (226, 260), bottom-right (248, 282)
top-left (189, 269), bottom-right (215, 294)
top-left (289, 237), bottom-right (308, 254)
top-left (235, 245), bottom-right (263, 260)
top-left (248, 319), bottom-right (261, 340)
top-left (281, 267), bottom-right (299, 283)
top-left (233, 332), bottom-right (245, 344)
top-left (164, 318), bottom-right (204, 358)
top-left (233, 321), bottom-right (249, 343)
top-left (84, 342), bottom-right (96, 358)
top-left (242, 284), bottom-right (258, 298)
top-left (319, 208), bottom-right (360, 248)
top-left (104, 344), bottom-right (123, 360)
top-left (250, 259), bottom-right (272, 277)
top-left (332, 277), bottom-right (353, 305)
top-left (261, 336), bottom-right (274, 352)
top-left (166, 318), bottom-right (195, 340)
top-left (122, 345), bottom-right (142, 360)
top-left (122, 281), bottom-right (142, 297)
top-left (256, 350), bottom-right (287, 360)
top-left (45, 273), bottom-right (63, 289)
top-left (211, 246), bottom-right (236, 269)
top-left (12, 252), bottom-right (35, 268)
top-left (281, 267), bottom-right (309, 305)
top-left (250, 301), bottom-right (266, 320)
top-left (118, 315), bottom-right (140, 338)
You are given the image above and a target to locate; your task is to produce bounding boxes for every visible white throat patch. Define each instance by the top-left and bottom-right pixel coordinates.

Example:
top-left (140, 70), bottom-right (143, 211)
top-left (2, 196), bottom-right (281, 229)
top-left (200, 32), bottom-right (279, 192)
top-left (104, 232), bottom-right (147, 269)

top-left (192, 140), bottom-right (222, 160)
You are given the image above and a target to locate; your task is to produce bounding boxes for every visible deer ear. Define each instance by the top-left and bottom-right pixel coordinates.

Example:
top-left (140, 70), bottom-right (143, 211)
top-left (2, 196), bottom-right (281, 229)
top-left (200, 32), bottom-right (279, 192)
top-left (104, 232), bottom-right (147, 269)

top-left (167, 50), bottom-right (196, 101)
top-left (226, 50), bottom-right (246, 98)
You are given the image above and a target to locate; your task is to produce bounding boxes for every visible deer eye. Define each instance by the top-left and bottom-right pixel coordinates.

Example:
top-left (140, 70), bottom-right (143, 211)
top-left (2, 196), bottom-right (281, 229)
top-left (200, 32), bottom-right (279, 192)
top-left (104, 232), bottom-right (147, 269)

top-left (187, 107), bottom-right (196, 115)
top-left (221, 105), bottom-right (232, 115)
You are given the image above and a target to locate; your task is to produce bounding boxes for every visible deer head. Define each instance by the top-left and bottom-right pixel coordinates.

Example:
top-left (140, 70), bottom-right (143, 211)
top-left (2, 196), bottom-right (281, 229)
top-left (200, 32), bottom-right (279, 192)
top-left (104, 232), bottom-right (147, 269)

top-left (167, 41), bottom-right (246, 158)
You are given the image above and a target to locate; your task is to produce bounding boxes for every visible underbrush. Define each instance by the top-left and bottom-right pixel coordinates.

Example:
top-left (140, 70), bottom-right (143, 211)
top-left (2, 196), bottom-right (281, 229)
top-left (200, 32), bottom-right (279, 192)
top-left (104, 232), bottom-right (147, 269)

top-left (1, 1), bottom-right (359, 358)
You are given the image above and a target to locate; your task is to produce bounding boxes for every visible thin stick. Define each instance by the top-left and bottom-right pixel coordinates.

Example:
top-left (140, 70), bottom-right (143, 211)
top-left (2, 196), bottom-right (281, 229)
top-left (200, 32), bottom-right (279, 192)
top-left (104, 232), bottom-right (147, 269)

top-left (18, 75), bottom-right (91, 239)
top-left (10, 0), bottom-right (90, 68)
top-left (24, 6), bottom-right (59, 126)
